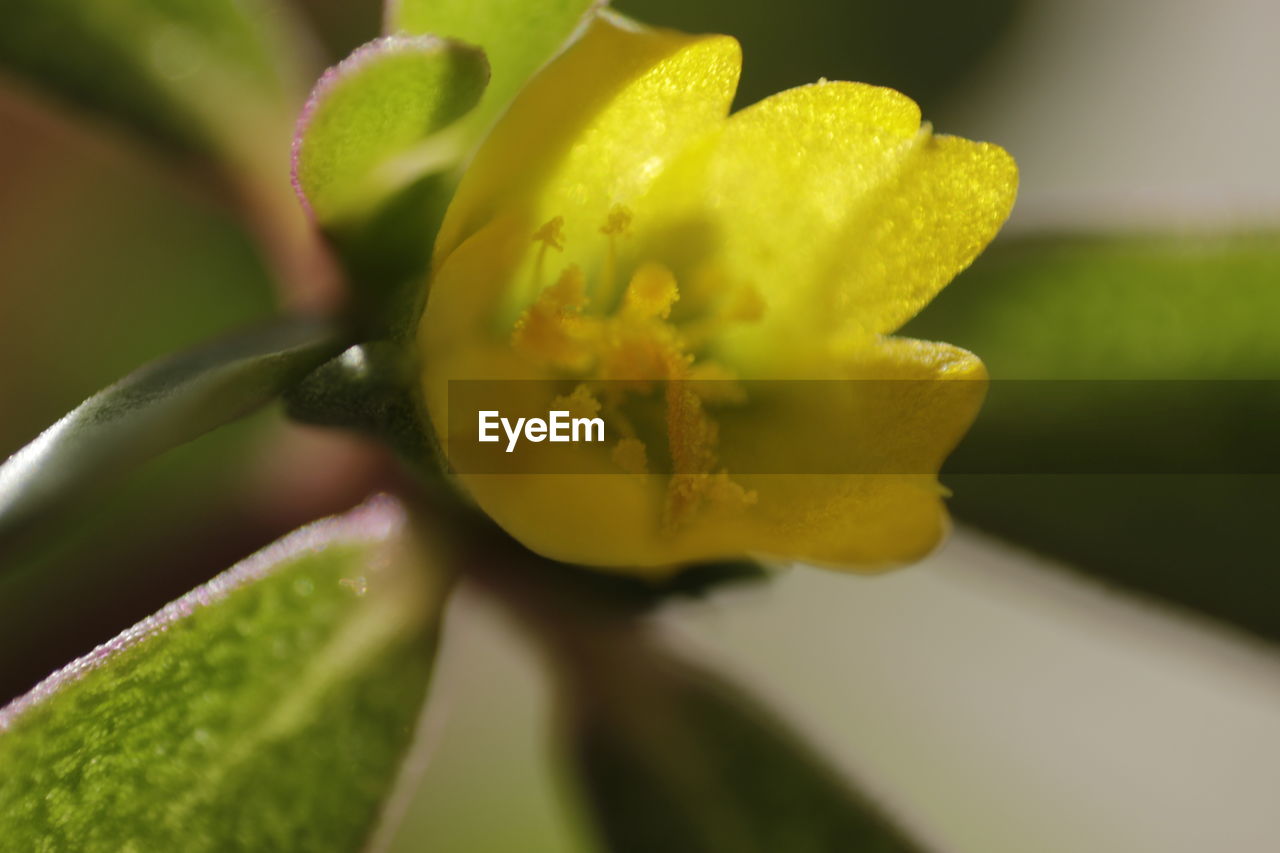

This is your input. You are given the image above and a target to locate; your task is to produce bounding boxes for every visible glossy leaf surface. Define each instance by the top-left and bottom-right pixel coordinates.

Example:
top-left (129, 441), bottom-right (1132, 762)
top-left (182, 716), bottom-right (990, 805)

top-left (0, 317), bottom-right (347, 561)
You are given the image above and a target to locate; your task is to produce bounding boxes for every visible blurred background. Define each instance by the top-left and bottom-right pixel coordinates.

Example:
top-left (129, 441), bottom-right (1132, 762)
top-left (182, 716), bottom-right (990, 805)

top-left (2, 0), bottom-right (1279, 851)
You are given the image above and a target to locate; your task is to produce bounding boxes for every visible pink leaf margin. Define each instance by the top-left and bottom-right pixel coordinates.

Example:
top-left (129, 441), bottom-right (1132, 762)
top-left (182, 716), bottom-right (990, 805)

top-left (0, 495), bottom-right (406, 732)
top-left (289, 35), bottom-right (450, 221)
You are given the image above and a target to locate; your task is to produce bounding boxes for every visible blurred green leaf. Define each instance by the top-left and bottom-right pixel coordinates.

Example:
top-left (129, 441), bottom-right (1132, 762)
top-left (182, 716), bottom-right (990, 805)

top-left (386, 0), bottom-right (597, 143)
top-left (615, 0), bottom-right (1021, 113)
top-left (904, 233), bottom-right (1280, 641)
top-left (0, 0), bottom-right (312, 164)
top-left (0, 317), bottom-right (348, 562)
top-left (0, 497), bottom-right (441, 851)
top-left (0, 125), bottom-right (279, 457)
top-left (564, 638), bottom-right (923, 853)
top-left (298, 0), bottom-right (384, 62)
top-left (0, 112), bottom-right (303, 697)
top-left (293, 35), bottom-right (488, 225)
top-left (908, 234), bottom-right (1280, 381)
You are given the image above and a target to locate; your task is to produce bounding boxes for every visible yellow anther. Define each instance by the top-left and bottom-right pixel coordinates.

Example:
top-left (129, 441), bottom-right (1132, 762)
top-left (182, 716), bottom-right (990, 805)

top-left (532, 216), bottom-right (566, 250)
top-left (597, 205), bottom-right (633, 307)
top-left (665, 472), bottom-right (757, 531)
top-left (515, 218), bottom-right (754, 524)
top-left (598, 331), bottom-right (677, 382)
top-left (542, 264), bottom-right (588, 311)
top-left (600, 204), bottom-right (633, 236)
top-left (551, 384), bottom-right (602, 420)
top-left (611, 438), bottom-right (648, 474)
top-left (622, 262), bottom-right (679, 320)
top-left (512, 266), bottom-right (596, 369)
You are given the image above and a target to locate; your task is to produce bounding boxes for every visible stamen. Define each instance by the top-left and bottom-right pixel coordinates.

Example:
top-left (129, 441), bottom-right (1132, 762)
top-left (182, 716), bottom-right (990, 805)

top-left (665, 382), bottom-right (718, 476)
top-left (532, 216), bottom-right (566, 250)
top-left (598, 204), bottom-right (633, 309)
top-left (541, 264), bottom-right (587, 310)
top-left (531, 215), bottom-right (566, 293)
top-left (611, 438), bottom-right (648, 474)
top-left (551, 384), bottom-right (602, 420)
top-left (600, 205), bottom-right (632, 236)
top-left (512, 210), bottom-right (756, 520)
top-left (622, 262), bottom-right (679, 320)
top-left (665, 473), bottom-right (758, 529)
top-left (512, 265), bottom-right (596, 369)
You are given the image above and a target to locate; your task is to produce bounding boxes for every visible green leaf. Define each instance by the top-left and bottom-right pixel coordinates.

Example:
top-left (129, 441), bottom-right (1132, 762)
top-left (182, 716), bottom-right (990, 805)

top-left (0, 317), bottom-right (347, 562)
top-left (0, 497), bottom-right (443, 851)
top-left (902, 233), bottom-right (1280, 641)
top-left (290, 37), bottom-right (488, 338)
top-left (564, 638), bottom-right (924, 853)
top-left (293, 35), bottom-right (489, 226)
top-left (386, 0), bottom-right (598, 144)
top-left (907, 234), bottom-right (1280, 381)
top-left (0, 0), bottom-right (312, 162)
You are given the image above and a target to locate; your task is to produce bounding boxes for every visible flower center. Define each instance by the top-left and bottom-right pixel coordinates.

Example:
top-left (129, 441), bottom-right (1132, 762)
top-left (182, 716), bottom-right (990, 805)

top-left (511, 207), bottom-right (762, 529)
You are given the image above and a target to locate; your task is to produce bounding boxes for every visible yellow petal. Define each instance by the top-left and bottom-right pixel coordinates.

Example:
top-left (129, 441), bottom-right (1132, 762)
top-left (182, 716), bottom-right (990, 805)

top-left (695, 337), bottom-right (987, 569)
top-left (824, 134), bottom-right (1019, 337)
top-left (634, 81), bottom-right (1016, 372)
top-left (434, 13), bottom-right (741, 295)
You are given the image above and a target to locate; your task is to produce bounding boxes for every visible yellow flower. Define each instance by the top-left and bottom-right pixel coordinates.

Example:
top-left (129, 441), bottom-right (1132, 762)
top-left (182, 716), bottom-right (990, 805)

top-left (417, 12), bottom-right (1017, 574)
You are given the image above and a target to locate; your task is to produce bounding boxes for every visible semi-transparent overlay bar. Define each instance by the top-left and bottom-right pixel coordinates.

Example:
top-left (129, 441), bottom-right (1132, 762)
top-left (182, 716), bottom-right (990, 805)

top-left (443, 380), bottom-right (1280, 474)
